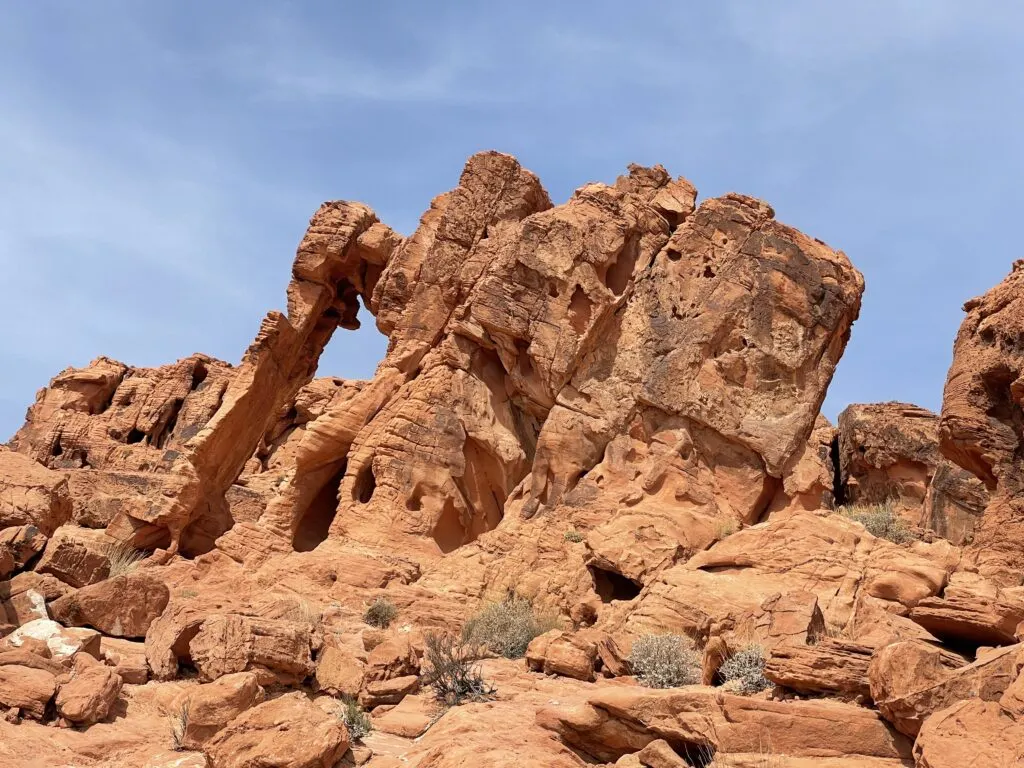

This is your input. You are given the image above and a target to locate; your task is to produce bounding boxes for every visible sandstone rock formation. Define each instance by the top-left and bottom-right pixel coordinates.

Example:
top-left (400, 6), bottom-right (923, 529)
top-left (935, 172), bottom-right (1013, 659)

top-left (0, 152), bottom-right (1022, 766)
top-left (836, 401), bottom-right (988, 541)
top-left (940, 259), bottom-right (1024, 585)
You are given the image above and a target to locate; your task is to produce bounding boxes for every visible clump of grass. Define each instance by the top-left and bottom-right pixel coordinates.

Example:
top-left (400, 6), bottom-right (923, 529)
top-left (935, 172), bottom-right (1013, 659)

top-left (179, 588), bottom-right (198, 599)
top-left (719, 644), bottom-right (770, 695)
top-left (363, 596), bottom-right (398, 629)
top-left (838, 502), bottom-right (916, 544)
top-left (462, 592), bottom-right (559, 659)
top-left (422, 632), bottom-right (495, 707)
top-left (295, 599), bottom-right (321, 627)
top-left (169, 701), bottom-right (190, 751)
top-left (339, 697), bottom-right (372, 741)
top-left (717, 519), bottom-right (738, 540)
top-left (106, 540), bottom-right (148, 577)
top-left (629, 634), bottom-right (701, 688)
top-left (563, 528), bottom-right (584, 543)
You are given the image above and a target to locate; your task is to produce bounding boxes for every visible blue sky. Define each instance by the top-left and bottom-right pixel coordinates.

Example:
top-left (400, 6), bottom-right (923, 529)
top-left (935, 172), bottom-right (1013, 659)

top-left (2, 1), bottom-right (1022, 441)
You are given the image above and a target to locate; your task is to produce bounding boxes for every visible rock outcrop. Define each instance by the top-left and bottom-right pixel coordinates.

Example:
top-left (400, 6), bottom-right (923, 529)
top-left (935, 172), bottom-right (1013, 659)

top-left (940, 259), bottom-right (1024, 585)
top-left (2, 151), bottom-right (1023, 767)
top-left (836, 402), bottom-right (988, 542)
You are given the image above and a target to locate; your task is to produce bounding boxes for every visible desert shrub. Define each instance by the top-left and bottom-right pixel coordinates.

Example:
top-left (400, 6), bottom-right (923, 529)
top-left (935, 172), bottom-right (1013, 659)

top-left (719, 644), bottom-right (770, 695)
top-left (107, 540), bottom-right (147, 577)
top-left (629, 634), bottom-right (701, 688)
top-left (422, 632), bottom-right (495, 706)
top-left (563, 528), bottom-right (584, 543)
top-left (363, 596), bottom-right (398, 629)
top-left (340, 697), bottom-right (372, 741)
top-left (169, 701), bottom-right (190, 751)
top-left (838, 502), bottom-right (916, 544)
top-left (462, 593), bottom-right (559, 659)
top-left (294, 599), bottom-right (321, 627)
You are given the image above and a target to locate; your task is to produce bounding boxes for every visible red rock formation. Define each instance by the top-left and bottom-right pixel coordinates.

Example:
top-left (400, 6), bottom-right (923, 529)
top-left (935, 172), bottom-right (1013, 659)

top-left (5, 152), bottom-right (1024, 767)
top-left (940, 259), bottom-right (1024, 585)
top-left (836, 401), bottom-right (988, 542)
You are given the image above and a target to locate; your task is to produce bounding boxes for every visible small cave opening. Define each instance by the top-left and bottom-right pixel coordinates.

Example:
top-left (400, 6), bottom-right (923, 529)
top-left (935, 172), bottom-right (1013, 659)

top-left (190, 361), bottom-right (208, 391)
top-left (294, 465), bottom-right (346, 552)
top-left (171, 624), bottom-right (203, 678)
top-left (353, 461), bottom-right (377, 504)
top-left (830, 435), bottom-right (846, 506)
top-left (588, 564), bottom-right (642, 603)
top-left (51, 437), bottom-right (63, 457)
top-left (126, 428), bottom-right (146, 445)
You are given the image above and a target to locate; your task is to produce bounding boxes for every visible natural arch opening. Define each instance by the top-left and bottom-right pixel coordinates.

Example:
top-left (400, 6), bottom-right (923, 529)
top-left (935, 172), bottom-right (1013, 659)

top-left (294, 464), bottom-right (345, 552)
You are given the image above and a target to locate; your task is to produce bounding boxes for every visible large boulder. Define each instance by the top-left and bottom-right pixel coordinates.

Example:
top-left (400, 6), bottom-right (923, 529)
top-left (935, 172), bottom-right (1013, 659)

top-left (204, 691), bottom-right (350, 768)
top-left (913, 699), bottom-right (1024, 767)
top-left (55, 657), bottom-right (122, 725)
top-left (869, 640), bottom-right (1019, 736)
top-left (172, 671), bottom-right (265, 748)
top-left (34, 525), bottom-right (116, 588)
top-left (0, 663), bottom-right (56, 719)
top-left (188, 614), bottom-right (314, 684)
top-left (49, 570), bottom-right (169, 638)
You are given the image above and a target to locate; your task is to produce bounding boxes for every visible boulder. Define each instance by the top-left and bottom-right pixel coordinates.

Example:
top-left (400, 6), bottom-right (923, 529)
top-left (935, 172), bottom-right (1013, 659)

top-left (0, 525), bottom-right (48, 570)
top-left (764, 639), bottom-right (873, 698)
top-left (0, 448), bottom-right (72, 536)
top-left (174, 671), bottom-right (265, 748)
top-left (908, 588), bottom-right (1024, 646)
top-left (49, 570), bottom-right (170, 638)
top-left (360, 674), bottom-right (420, 707)
top-left (869, 640), bottom-right (1019, 736)
top-left (99, 637), bottom-right (150, 684)
top-left (913, 699), bottom-right (1024, 768)
top-left (315, 644), bottom-right (365, 698)
top-left (188, 614), bottom-right (313, 684)
top-left (363, 633), bottom-right (419, 683)
top-left (0, 571), bottom-right (70, 626)
top-left (0, 664), bottom-right (56, 719)
top-left (526, 630), bottom-right (598, 681)
top-left (537, 686), bottom-right (911, 763)
top-left (34, 525), bottom-right (114, 588)
top-left (205, 691), bottom-right (350, 768)
top-left (3, 618), bottom-right (100, 661)
top-left (55, 659), bottom-right (122, 725)
top-left (373, 692), bottom-right (436, 738)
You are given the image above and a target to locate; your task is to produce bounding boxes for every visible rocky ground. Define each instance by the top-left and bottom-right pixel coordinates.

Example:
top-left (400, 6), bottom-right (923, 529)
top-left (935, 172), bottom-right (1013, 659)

top-left (1, 152), bottom-right (1022, 767)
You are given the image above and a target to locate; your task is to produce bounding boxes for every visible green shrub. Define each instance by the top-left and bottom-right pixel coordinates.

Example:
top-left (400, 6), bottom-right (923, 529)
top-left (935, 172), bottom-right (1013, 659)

top-left (719, 644), bottom-right (770, 695)
top-left (422, 632), bottom-right (495, 707)
top-left (629, 634), bottom-right (701, 688)
top-left (462, 593), bottom-right (559, 659)
top-left (340, 697), bottom-right (372, 741)
top-left (563, 528), bottom-right (584, 543)
top-left (838, 502), bottom-right (916, 544)
top-left (363, 596), bottom-right (398, 629)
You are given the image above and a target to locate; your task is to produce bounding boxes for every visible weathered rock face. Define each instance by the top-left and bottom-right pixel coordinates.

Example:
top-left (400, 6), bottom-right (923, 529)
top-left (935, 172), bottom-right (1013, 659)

top-left (836, 402), bottom-right (988, 542)
top-left (940, 259), bottom-right (1024, 584)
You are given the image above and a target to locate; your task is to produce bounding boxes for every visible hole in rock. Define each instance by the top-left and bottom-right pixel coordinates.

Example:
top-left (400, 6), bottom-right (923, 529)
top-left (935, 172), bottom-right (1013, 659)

top-left (190, 361), bottom-right (208, 391)
top-left (604, 236), bottom-right (639, 296)
top-left (173, 624), bottom-right (203, 678)
top-left (678, 742), bottom-right (716, 768)
top-left (294, 465), bottom-right (345, 552)
top-left (51, 437), bottom-right (63, 457)
top-left (568, 286), bottom-right (593, 335)
top-left (830, 435), bottom-right (846, 506)
top-left (353, 462), bottom-right (377, 504)
top-left (588, 564), bottom-right (642, 603)
top-left (126, 428), bottom-right (146, 445)
top-left (153, 399), bottom-right (183, 450)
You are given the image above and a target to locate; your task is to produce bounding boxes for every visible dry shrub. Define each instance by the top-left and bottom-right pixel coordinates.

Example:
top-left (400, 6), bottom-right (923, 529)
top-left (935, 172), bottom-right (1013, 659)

top-left (106, 540), bottom-right (147, 577)
top-left (629, 634), bottom-right (701, 688)
top-left (169, 701), bottom-right (190, 751)
top-left (838, 502), bottom-right (916, 544)
top-left (422, 632), bottom-right (495, 707)
top-left (363, 596), bottom-right (398, 629)
top-left (462, 593), bottom-right (559, 659)
top-left (719, 644), bottom-right (770, 695)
